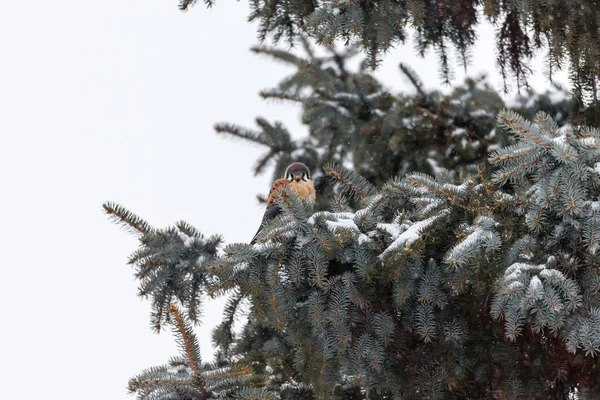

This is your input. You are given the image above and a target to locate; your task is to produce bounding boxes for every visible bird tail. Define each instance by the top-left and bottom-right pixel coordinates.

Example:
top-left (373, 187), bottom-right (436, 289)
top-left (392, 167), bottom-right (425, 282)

top-left (249, 226), bottom-right (261, 245)
top-left (250, 204), bottom-right (281, 245)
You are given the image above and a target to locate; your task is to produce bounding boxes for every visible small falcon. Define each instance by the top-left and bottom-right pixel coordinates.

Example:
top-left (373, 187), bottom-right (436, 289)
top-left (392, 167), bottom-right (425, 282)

top-left (250, 162), bottom-right (316, 244)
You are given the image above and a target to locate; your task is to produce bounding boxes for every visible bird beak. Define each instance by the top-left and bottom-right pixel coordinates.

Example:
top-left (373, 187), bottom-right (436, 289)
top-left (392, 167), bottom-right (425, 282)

top-left (293, 173), bottom-right (303, 182)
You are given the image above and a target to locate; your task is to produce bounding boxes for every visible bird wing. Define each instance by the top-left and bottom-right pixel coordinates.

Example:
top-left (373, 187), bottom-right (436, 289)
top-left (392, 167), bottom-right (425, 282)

top-left (265, 178), bottom-right (290, 208)
top-left (250, 178), bottom-right (289, 244)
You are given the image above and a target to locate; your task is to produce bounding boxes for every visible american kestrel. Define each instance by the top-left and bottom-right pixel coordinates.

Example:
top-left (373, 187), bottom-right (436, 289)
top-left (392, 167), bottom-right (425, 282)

top-left (250, 162), bottom-right (316, 244)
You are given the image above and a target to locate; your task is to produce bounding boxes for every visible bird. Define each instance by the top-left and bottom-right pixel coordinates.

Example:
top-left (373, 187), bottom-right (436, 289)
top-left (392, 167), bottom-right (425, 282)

top-left (250, 162), bottom-right (316, 244)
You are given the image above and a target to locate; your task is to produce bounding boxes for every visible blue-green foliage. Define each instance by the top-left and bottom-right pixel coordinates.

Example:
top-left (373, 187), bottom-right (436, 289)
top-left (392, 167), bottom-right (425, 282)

top-left (106, 110), bottom-right (600, 398)
top-left (127, 305), bottom-right (258, 400)
top-left (490, 111), bottom-right (600, 359)
top-left (104, 203), bottom-right (222, 331)
top-left (178, 0), bottom-right (600, 122)
top-left (215, 40), bottom-right (571, 219)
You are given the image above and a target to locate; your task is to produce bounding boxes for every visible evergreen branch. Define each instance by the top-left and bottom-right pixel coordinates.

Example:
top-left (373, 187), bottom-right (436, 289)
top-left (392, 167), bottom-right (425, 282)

top-left (404, 173), bottom-right (486, 212)
top-left (399, 63), bottom-right (427, 100)
top-left (178, 0), bottom-right (199, 12)
top-left (235, 387), bottom-right (277, 400)
top-left (323, 162), bottom-right (377, 199)
top-left (492, 159), bottom-right (538, 184)
top-left (253, 218), bottom-right (297, 244)
top-left (259, 89), bottom-right (304, 103)
top-left (127, 364), bottom-right (204, 399)
top-left (272, 186), bottom-right (311, 229)
top-left (211, 291), bottom-right (245, 353)
top-left (497, 110), bottom-right (550, 149)
top-left (535, 111), bottom-right (559, 138)
top-left (332, 48), bottom-right (350, 82)
top-left (489, 145), bottom-right (538, 163)
top-left (175, 220), bottom-right (203, 238)
top-left (303, 62), bottom-right (337, 91)
top-left (405, 173), bottom-right (445, 197)
top-left (178, 0), bottom-right (219, 11)
top-left (477, 166), bottom-right (493, 198)
top-left (204, 365), bottom-right (253, 381)
top-left (103, 201), bottom-right (153, 235)
top-left (132, 379), bottom-right (196, 387)
top-left (169, 304), bottom-right (206, 399)
top-left (206, 244), bottom-right (254, 278)
top-left (299, 34), bottom-right (315, 59)
top-left (330, 194), bottom-right (351, 213)
top-left (253, 150), bottom-right (277, 176)
top-left (254, 118), bottom-right (291, 148)
top-left (206, 275), bottom-right (239, 297)
top-left (214, 123), bottom-right (271, 147)
top-left (444, 218), bottom-right (501, 269)
top-left (250, 46), bottom-right (301, 65)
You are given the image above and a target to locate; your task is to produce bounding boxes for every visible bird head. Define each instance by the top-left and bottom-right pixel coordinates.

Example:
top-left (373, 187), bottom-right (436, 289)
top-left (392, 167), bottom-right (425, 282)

top-left (284, 162), bottom-right (311, 183)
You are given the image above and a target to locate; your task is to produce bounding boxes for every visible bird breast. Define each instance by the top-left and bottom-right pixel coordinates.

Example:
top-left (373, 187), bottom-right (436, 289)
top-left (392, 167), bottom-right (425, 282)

top-left (290, 180), bottom-right (316, 204)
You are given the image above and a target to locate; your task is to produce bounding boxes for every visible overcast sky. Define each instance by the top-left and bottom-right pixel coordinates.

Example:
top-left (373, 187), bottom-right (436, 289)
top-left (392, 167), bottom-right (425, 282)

top-left (0, 1), bottom-right (569, 399)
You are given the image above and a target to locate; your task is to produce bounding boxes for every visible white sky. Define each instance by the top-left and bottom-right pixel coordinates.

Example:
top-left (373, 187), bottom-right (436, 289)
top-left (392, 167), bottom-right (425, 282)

top-left (0, 1), bottom-right (568, 399)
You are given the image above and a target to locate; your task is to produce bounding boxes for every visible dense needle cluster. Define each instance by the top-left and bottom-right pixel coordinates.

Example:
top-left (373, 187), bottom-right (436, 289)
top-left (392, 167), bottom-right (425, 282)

top-left (107, 109), bottom-right (600, 398)
top-left (215, 39), bottom-right (571, 212)
top-left (180, 0), bottom-right (599, 123)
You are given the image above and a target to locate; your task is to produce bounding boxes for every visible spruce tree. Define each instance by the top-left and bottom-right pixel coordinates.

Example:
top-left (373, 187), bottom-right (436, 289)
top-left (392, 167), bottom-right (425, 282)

top-left (104, 38), bottom-right (600, 398)
top-left (179, 0), bottom-right (600, 125)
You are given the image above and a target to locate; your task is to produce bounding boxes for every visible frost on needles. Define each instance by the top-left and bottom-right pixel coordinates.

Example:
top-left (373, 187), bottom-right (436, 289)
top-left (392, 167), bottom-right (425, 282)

top-left (106, 111), bottom-right (600, 398)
